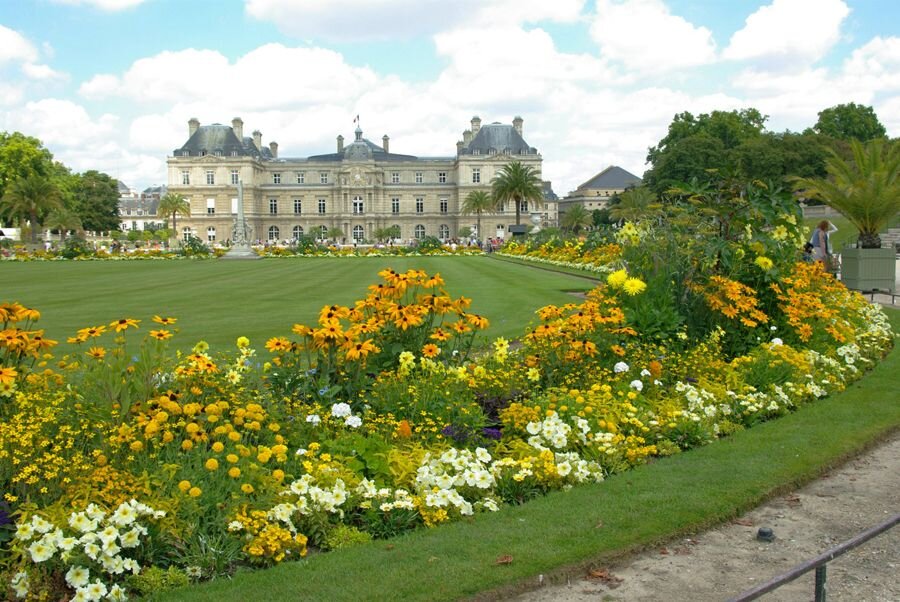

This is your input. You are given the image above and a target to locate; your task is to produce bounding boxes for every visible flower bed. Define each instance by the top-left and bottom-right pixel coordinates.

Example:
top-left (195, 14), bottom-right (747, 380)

top-left (2, 181), bottom-right (894, 599)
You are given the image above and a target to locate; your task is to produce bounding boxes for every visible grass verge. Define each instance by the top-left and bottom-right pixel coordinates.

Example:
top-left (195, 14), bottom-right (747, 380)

top-left (157, 311), bottom-right (900, 602)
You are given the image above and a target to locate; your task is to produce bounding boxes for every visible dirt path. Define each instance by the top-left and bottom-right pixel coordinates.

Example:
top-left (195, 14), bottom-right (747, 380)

top-left (513, 432), bottom-right (900, 602)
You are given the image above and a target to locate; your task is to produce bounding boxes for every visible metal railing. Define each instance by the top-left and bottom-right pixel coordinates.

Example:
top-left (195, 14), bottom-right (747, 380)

top-left (728, 512), bottom-right (900, 601)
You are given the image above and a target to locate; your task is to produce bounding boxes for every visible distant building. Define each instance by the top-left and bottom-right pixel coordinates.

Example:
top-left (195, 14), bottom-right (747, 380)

top-left (165, 116), bottom-right (555, 244)
top-left (118, 183), bottom-right (166, 232)
top-left (558, 166), bottom-right (642, 218)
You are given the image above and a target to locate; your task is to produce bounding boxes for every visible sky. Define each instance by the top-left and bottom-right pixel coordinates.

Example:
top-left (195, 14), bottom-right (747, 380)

top-left (1, 0), bottom-right (899, 196)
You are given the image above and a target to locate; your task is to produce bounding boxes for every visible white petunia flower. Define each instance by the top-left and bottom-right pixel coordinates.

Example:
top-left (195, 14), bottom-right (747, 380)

top-left (330, 402), bottom-right (352, 418)
top-left (65, 566), bottom-right (90, 588)
top-left (614, 361), bottom-right (629, 373)
top-left (630, 379), bottom-right (644, 392)
top-left (344, 415), bottom-right (362, 428)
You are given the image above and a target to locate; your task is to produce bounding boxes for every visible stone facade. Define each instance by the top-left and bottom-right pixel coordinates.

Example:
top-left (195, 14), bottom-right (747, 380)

top-left (166, 116), bottom-right (554, 244)
top-left (558, 165), bottom-right (642, 217)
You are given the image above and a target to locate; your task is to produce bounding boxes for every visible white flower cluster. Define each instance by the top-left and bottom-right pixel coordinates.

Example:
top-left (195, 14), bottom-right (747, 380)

top-left (525, 413), bottom-right (572, 450)
top-left (330, 403), bottom-right (362, 428)
top-left (675, 382), bottom-right (722, 422)
top-left (416, 447), bottom-right (497, 515)
top-left (12, 500), bottom-right (164, 601)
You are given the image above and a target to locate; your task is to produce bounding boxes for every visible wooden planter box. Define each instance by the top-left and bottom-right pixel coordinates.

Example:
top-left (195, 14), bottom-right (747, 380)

top-left (840, 247), bottom-right (896, 292)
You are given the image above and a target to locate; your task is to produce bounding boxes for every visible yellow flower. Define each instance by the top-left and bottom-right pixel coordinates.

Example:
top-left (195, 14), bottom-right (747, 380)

top-left (110, 318), bottom-right (140, 332)
top-left (236, 336), bottom-right (250, 348)
top-left (241, 484), bottom-right (254, 494)
top-left (153, 315), bottom-right (177, 325)
top-left (178, 480), bottom-right (191, 492)
top-left (622, 278), bottom-right (647, 296)
top-left (607, 269), bottom-right (628, 289)
top-left (205, 458), bottom-right (219, 471)
top-left (0, 366), bottom-right (18, 385)
top-left (189, 486), bottom-right (202, 498)
top-left (86, 346), bottom-right (106, 360)
top-left (421, 343), bottom-right (441, 358)
top-left (150, 329), bottom-right (172, 340)
top-left (228, 467), bottom-right (241, 478)
top-left (130, 440), bottom-right (143, 452)
top-left (755, 256), bottom-right (774, 270)
top-left (226, 453), bottom-right (239, 463)
top-left (182, 440), bottom-right (194, 451)
top-left (211, 442), bottom-right (225, 453)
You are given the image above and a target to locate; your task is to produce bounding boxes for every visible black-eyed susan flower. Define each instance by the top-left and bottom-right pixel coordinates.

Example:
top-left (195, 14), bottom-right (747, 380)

top-left (150, 329), bottom-right (172, 340)
top-left (110, 317), bottom-right (140, 332)
top-left (152, 315), bottom-right (177, 325)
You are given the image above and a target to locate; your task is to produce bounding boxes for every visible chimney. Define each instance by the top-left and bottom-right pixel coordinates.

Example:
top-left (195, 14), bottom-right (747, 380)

top-left (457, 140), bottom-right (464, 154)
top-left (471, 116), bottom-right (481, 135)
top-left (463, 129), bottom-right (473, 144)
top-left (513, 116), bottom-right (523, 136)
top-left (337, 135), bottom-right (344, 152)
top-left (269, 141), bottom-right (278, 158)
top-left (252, 130), bottom-right (262, 151)
top-left (232, 117), bottom-right (243, 141)
top-left (382, 135), bottom-right (390, 153)
top-left (188, 117), bottom-right (200, 137)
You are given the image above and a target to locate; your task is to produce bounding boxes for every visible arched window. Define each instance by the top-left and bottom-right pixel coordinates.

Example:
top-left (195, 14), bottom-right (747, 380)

top-left (352, 225), bottom-right (364, 242)
top-left (292, 225), bottom-right (303, 240)
top-left (414, 224), bottom-right (426, 240)
top-left (438, 224), bottom-right (449, 240)
top-left (182, 227), bottom-right (193, 242)
top-left (320, 225), bottom-right (328, 240)
top-left (207, 226), bottom-right (216, 242)
top-left (268, 226), bottom-right (280, 241)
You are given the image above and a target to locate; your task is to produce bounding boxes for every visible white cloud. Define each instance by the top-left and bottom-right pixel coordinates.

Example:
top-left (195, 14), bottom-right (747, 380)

top-left (841, 36), bottom-right (900, 92)
top-left (0, 24), bottom-right (39, 64)
top-left (723, 0), bottom-right (849, 65)
top-left (245, 0), bottom-right (586, 40)
top-left (21, 62), bottom-right (68, 81)
top-left (50, 0), bottom-right (147, 10)
top-left (2, 99), bottom-right (118, 147)
top-left (875, 95), bottom-right (900, 136)
top-left (0, 83), bottom-right (24, 106)
top-left (589, 0), bottom-right (717, 75)
top-left (79, 74), bottom-right (121, 98)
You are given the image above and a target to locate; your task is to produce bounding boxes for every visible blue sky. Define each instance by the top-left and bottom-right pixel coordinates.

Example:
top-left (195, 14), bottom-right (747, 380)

top-left (1, 0), bottom-right (898, 195)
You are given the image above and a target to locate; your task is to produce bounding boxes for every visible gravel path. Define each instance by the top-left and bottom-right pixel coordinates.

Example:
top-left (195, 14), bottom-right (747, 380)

top-left (513, 432), bottom-right (900, 602)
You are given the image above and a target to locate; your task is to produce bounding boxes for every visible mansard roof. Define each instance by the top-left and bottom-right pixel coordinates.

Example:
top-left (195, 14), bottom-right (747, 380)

top-left (308, 135), bottom-right (418, 162)
top-left (576, 166), bottom-right (642, 191)
top-left (175, 124), bottom-right (268, 158)
top-left (462, 122), bottom-right (534, 155)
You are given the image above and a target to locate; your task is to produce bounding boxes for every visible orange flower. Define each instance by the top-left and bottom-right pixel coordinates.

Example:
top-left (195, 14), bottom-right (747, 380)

top-left (396, 420), bottom-right (413, 438)
top-left (421, 343), bottom-right (441, 358)
top-left (345, 339), bottom-right (379, 361)
top-left (150, 329), bottom-right (173, 340)
top-left (0, 366), bottom-right (18, 385)
top-left (152, 315), bottom-right (177, 325)
top-left (265, 337), bottom-right (291, 353)
top-left (78, 325), bottom-right (107, 338)
top-left (86, 346), bottom-right (106, 360)
top-left (429, 328), bottom-right (451, 342)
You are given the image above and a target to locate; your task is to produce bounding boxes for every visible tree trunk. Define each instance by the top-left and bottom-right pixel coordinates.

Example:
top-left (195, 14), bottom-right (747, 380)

top-left (29, 210), bottom-right (38, 244)
top-left (514, 196), bottom-right (521, 225)
top-left (858, 232), bottom-right (882, 249)
top-left (477, 212), bottom-right (482, 241)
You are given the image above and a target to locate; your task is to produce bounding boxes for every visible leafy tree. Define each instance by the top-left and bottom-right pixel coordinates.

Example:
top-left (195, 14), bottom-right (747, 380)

top-left (792, 139), bottom-right (900, 248)
top-left (461, 190), bottom-right (493, 239)
top-left (327, 226), bottom-right (345, 242)
top-left (70, 170), bottom-right (120, 232)
top-left (458, 226), bottom-right (473, 239)
top-left (609, 186), bottom-right (656, 223)
top-left (560, 204), bottom-right (592, 234)
top-left (44, 205), bottom-right (83, 242)
top-left (491, 161), bottom-right (543, 226)
top-left (157, 193), bottom-right (191, 235)
top-left (592, 208), bottom-right (612, 227)
top-left (0, 175), bottom-right (63, 243)
top-left (0, 132), bottom-right (55, 203)
top-left (814, 103), bottom-right (886, 142)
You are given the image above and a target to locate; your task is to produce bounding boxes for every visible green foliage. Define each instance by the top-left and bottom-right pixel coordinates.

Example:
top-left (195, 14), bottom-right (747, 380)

top-left (560, 204), bottom-right (592, 233)
top-left (814, 102), bottom-right (887, 141)
top-left (59, 236), bottom-right (93, 259)
top-left (415, 235), bottom-right (444, 252)
top-left (0, 175), bottom-right (63, 243)
top-left (0, 132), bottom-right (55, 201)
top-left (323, 524), bottom-right (372, 551)
top-left (793, 139), bottom-right (900, 248)
top-left (158, 193), bottom-right (190, 234)
top-left (491, 161), bottom-right (543, 225)
top-left (461, 190), bottom-right (494, 238)
top-left (180, 235), bottom-right (211, 256)
top-left (127, 566), bottom-right (191, 596)
top-left (70, 170), bottom-right (120, 232)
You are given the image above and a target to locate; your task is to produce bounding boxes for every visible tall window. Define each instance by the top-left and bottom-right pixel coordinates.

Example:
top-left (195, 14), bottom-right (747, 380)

top-left (207, 226), bottom-right (216, 242)
top-left (293, 199), bottom-right (302, 214)
top-left (181, 170), bottom-right (190, 185)
top-left (318, 199), bottom-right (326, 214)
top-left (273, 173), bottom-right (281, 184)
top-left (292, 225), bottom-right (304, 240)
top-left (414, 225), bottom-right (426, 240)
top-left (415, 172), bottom-right (423, 183)
top-left (391, 172), bottom-right (400, 184)
top-left (415, 198), bottom-right (424, 214)
top-left (268, 226), bottom-right (280, 241)
top-left (230, 170), bottom-right (239, 185)
top-left (269, 199), bottom-right (278, 214)
top-left (319, 172), bottom-right (328, 184)
top-left (352, 196), bottom-right (364, 215)
top-left (438, 171), bottom-right (447, 183)
top-left (472, 168), bottom-right (480, 184)
top-left (206, 170), bottom-right (215, 185)
top-left (391, 197), bottom-right (400, 214)
top-left (352, 225), bottom-right (364, 242)
top-left (440, 199), bottom-right (448, 214)
top-left (297, 172), bottom-right (305, 184)
top-left (319, 225), bottom-right (328, 239)
top-left (182, 227), bottom-right (193, 242)
top-left (206, 199), bottom-right (215, 214)
top-left (519, 200), bottom-right (528, 213)
top-left (439, 224), bottom-right (449, 240)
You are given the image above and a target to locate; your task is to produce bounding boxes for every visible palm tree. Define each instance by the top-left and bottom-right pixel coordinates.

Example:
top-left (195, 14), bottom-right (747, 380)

top-left (45, 206), bottom-right (83, 243)
top-left (461, 190), bottom-right (494, 240)
top-left (793, 139), bottom-right (900, 248)
top-left (491, 161), bottom-right (544, 226)
top-left (157, 193), bottom-right (191, 237)
top-left (609, 186), bottom-right (656, 224)
top-left (0, 175), bottom-right (63, 244)
top-left (561, 204), bottom-right (592, 234)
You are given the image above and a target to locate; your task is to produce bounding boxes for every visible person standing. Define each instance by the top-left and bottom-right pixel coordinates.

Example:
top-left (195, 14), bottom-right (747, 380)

top-left (810, 220), bottom-right (838, 263)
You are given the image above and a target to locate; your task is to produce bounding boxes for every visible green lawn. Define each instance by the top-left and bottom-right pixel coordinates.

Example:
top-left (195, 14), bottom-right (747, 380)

top-left (160, 309), bottom-right (900, 601)
top-left (0, 256), bottom-right (591, 355)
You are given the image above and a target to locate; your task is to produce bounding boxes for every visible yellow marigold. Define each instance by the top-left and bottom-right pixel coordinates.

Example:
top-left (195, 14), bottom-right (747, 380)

top-left (607, 269), bottom-right (628, 289)
top-left (181, 439), bottom-right (194, 451)
top-left (205, 458), bottom-right (219, 471)
top-left (211, 441), bottom-right (225, 453)
top-left (188, 486), bottom-right (202, 498)
top-left (241, 483), bottom-right (254, 494)
top-left (622, 278), bottom-right (647, 296)
top-left (228, 467), bottom-right (241, 478)
top-left (178, 480), bottom-right (191, 492)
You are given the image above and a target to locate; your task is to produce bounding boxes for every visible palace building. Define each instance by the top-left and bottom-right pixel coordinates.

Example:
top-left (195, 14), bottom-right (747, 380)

top-left (165, 116), bottom-right (555, 244)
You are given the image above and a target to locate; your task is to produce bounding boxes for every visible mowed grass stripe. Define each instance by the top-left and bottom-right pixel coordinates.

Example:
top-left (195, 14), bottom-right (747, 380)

top-left (157, 310), bottom-right (900, 602)
top-left (1, 257), bottom-right (591, 354)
